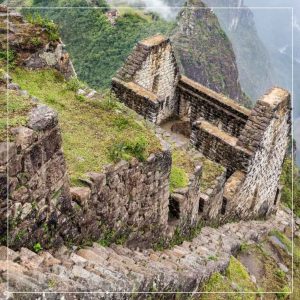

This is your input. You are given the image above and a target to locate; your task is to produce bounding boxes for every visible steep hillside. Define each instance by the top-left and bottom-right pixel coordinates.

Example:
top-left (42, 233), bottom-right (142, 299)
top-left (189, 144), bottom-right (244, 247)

top-left (13, 0), bottom-right (253, 108)
top-left (171, 0), bottom-right (252, 107)
top-left (24, 0), bottom-right (176, 88)
top-left (201, 0), bottom-right (277, 102)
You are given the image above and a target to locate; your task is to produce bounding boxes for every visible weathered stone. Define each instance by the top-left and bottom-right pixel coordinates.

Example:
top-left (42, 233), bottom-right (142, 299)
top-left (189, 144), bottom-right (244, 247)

top-left (28, 105), bottom-right (58, 131)
top-left (13, 127), bottom-right (36, 150)
top-left (0, 142), bottom-right (17, 165)
top-left (70, 187), bottom-right (91, 207)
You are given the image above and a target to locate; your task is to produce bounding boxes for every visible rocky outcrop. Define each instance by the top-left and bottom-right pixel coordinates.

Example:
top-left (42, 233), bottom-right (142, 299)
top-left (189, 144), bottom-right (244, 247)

top-left (0, 5), bottom-right (75, 78)
top-left (171, 0), bottom-right (252, 107)
top-left (0, 209), bottom-right (292, 298)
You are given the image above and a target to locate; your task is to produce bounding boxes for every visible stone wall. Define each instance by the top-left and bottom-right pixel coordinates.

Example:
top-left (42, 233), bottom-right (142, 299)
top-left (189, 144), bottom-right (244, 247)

top-left (111, 78), bottom-right (161, 124)
top-left (73, 148), bottom-right (172, 248)
top-left (1, 84), bottom-right (173, 248)
top-left (190, 120), bottom-right (252, 176)
top-left (178, 76), bottom-right (251, 137)
top-left (169, 164), bottom-right (202, 229)
top-left (114, 35), bottom-right (179, 124)
top-left (224, 88), bottom-right (291, 219)
top-left (199, 170), bottom-right (227, 221)
top-left (1, 104), bottom-right (72, 249)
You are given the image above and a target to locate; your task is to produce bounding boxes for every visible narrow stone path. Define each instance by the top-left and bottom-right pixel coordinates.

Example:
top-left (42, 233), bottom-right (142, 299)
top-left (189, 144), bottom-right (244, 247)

top-left (0, 209), bottom-right (292, 299)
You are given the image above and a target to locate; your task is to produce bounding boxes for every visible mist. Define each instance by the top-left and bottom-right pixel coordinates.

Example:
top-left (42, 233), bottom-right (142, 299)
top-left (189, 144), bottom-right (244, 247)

top-left (106, 0), bottom-right (183, 20)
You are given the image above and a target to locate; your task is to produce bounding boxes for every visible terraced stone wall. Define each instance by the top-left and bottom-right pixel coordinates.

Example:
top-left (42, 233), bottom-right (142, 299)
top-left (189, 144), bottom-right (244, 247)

top-left (1, 104), bottom-right (72, 249)
top-left (72, 148), bottom-right (172, 248)
top-left (190, 120), bottom-right (252, 176)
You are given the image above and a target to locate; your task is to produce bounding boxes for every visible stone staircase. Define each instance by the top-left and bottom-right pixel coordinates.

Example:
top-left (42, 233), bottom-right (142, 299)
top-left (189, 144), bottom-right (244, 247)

top-left (0, 209), bottom-right (292, 299)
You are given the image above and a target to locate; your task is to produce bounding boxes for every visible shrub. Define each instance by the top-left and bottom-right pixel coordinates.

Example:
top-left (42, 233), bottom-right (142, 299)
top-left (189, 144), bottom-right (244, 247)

top-left (33, 242), bottom-right (43, 253)
top-left (26, 13), bottom-right (59, 41)
top-left (112, 116), bottom-right (130, 130)
top-left (66, 76), bottom-right (84, 92)
top-left (108, 136), bottom-right (148, 162)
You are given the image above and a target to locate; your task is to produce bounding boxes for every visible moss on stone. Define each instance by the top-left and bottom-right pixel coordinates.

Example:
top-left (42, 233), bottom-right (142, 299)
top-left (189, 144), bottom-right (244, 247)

top-left (11, 67), bottom-right (161, 184)
top-left (170, 149), bottom-right (224, 193)
top-left (0, 87), bottom-right (35, 142)
top-left (170, 149), bottom-right (194, 192)
top-left (199, 158), bottom-right (225, 192)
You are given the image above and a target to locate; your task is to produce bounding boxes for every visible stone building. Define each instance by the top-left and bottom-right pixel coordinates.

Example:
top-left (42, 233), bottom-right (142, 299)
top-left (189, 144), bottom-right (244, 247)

top-left (1, 9), bottom-right (291, 249)
top-left (112, 34), bottom-right (291, 221)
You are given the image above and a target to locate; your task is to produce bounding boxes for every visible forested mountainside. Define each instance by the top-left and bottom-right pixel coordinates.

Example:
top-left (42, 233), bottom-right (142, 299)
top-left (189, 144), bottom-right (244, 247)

top-left (201, 0), bottom-right (276, 102)
top-left (20, 0), bottom-right (176, 88)
top-left (8, 0), bottom-right (251, 107)
top-left (171, 0), bottom-right (251, 106)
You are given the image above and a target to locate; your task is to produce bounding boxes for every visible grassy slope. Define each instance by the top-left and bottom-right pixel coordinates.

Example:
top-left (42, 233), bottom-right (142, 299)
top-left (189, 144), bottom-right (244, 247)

top-left (280, 157), bottom-right (300, 218)
top-left (11, 68), bottom-right (161, 184)
top-left (199, 231), bottom-right (300, 299)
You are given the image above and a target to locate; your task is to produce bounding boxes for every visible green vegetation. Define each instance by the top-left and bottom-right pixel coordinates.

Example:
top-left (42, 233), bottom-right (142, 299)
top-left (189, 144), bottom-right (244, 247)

top-left (26, 13), bottom-right (60, 41)
top-left (169, 149), bottom-right (224, 193)
top-left (33, 242), bottom-right (43, 253)
top-left (25, 1), bottom-right (175, 89)
top-left (169, 166), bottom-right (189, 192)
top-left (170, 149), bottom-right (195, 192)
top-left (280, 157), bottom-right (300, 217)
top-left (11, 67), bottom-right (161, 184)
top-left (200, 256), bottom-right (256, 299)
top-left (0, 88), bottom-right (35, 142)
top-left (199, 158), bottom-right (225, 191)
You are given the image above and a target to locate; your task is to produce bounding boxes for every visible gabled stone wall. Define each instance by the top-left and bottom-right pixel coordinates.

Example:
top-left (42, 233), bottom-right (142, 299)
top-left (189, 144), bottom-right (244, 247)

top-left (113, 35), bottom-right (179, 124)
top-left (113, 34), bottom-right (291, 223)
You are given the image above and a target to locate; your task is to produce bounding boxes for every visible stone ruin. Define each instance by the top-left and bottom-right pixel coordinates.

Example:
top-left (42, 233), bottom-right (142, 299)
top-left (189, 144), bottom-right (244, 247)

top-left (112, 34), bottom-right (291, 221)
top-left (0, 9), bottom-right (291, 253)
top-left (0, 9), bottom-right (294, 297)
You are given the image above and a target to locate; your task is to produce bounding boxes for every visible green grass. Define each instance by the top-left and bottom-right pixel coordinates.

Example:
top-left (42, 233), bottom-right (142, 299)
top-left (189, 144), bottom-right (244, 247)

top-left (0, 87), bottom-right (35, 142)
top-left (280, 157), bottom-right (300, 217)
top-left (170, 149), bottom-right (195, 192)
top-left (169, 166), bottom-right (189, 193)
top-left (200, 256), bottom-right (256, 299)
top-left (169, 149), bottom-right (224, 193)
top-left (11, 67), bottom-right (161, 184)
top-left (200, 158), bottom-right (225, 192)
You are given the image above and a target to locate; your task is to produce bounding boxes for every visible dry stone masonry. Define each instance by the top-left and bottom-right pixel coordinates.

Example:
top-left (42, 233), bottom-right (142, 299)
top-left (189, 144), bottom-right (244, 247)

top-left (113, 34), bottom-right (291, 221)
top-left (0, 7), bottom-right (293, 297)
top-left (0, 208), bottom-right (293, 297)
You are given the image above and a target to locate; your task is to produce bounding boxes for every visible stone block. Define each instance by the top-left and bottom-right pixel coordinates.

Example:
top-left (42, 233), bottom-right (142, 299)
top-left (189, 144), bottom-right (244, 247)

top-left (0, 142), bottom-right (17, 165)
top-left (70, 187), bottom-right (91, 207)
top-left (12, 126), bottom-right (37, 150)
top-left (28, 105), bottom-right (58, 131)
